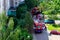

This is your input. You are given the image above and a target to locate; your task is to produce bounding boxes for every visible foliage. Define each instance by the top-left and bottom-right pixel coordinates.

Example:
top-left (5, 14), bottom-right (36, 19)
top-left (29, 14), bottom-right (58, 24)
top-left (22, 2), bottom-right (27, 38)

top-left (6, 25), bottom-right (33, 40)
top-left (46, 24), bottom-right (60, 32)
top-left (8, 17), bottom-right (14, 31)
top-left (0, 12), bottom-right (8, 31)
top-left (0, 0), bottom-right (35, 40)
top-left (0, 12), bottom-right (8, 40)
top-left (6, 25), bottom-right (21, 40)
top-left (14, 1), bottom-right (34, 40)
top-left (39, 0), bottom-right (60, 15)
top-left (25, 0), bottom-right (40, 10)
top-left (16, 3), bottom-right (34, 33)
top-left (17, 12), bottom-right (33, 33)
top-left (0, 13), bottom-right (33, 40)
top-left (25, 12), bottom-right (34, 33)
top-left (16, 3), bottom-right (27, 19)
top-left (18, 19), bottom-right (26, 28)
top-left (44, 15), bottom-right (60, 20)
top-left (0, 13), bottom-right (18, 40)
top-left (3, 17), bottom-right (14, 40)
top-left (47, 15), bottom-right (57, 20)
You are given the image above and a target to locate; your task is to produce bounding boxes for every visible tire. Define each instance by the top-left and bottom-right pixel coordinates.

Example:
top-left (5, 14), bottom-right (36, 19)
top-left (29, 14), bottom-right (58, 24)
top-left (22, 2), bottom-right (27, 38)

top-left (34, 30), bottom-right (42, 33)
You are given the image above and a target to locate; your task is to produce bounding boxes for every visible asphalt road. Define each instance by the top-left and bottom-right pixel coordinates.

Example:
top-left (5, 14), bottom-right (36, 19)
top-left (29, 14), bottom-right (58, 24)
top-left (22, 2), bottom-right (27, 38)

top-left (32, 30), bottom-right (49, 40)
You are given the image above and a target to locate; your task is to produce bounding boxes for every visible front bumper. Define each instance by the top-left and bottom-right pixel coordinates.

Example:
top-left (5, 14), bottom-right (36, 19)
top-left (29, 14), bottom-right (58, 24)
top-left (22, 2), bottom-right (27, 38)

top-left (34, 29), bottom-right (43, 33)
top-left (33, 26), bottom-right (46, 32)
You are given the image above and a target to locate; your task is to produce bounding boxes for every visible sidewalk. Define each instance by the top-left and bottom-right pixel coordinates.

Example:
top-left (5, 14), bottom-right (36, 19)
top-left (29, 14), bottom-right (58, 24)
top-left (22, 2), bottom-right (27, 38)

top-left (47, 30), bottom-right (60, 40)
top-left (49, 35), bottom-right (60, 40)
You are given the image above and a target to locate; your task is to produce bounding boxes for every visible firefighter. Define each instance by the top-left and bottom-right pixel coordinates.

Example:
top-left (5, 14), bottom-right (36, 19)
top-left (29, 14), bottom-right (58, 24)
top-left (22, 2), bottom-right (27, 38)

top-left (31, 6), bottom-right (40, 17)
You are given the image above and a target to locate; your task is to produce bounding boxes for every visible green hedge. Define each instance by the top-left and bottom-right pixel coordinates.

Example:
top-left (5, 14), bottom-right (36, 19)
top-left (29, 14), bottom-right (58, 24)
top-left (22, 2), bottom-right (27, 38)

top-left (0, 12), bottom-right (33, 40)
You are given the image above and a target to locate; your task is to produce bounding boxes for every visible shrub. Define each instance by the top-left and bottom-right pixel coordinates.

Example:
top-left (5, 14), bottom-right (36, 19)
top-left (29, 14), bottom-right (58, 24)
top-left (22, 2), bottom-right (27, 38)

top-left (0, 1), bottom-right (34, 40)
top-left (6, 25), bottom-right (33, 40)
top-left (0, 12), bottom-right (8, 31)
top-left (7, 17), bottom-right (14, 31)
top-left (17, 12), bottom-right (34, 33)
top-left (16, 3), bottom-right (33, 33)
top-left (14, 1), bottom-right (34, 40)
top-left (25, 12), bottom-right (34, 33)
top-left (0, 12), bottom-right (8, 40)
top-left (3, 17), bottom-right (14, 40)
top-left (6, 25), bottom-right (21, 40)
top-left (16, 3), bottom-right (27, 19)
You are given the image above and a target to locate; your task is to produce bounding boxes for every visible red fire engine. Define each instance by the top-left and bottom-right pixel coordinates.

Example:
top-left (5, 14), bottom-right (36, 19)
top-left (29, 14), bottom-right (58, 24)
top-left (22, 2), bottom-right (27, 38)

top-left (31, 7), bottom-right (47, 33)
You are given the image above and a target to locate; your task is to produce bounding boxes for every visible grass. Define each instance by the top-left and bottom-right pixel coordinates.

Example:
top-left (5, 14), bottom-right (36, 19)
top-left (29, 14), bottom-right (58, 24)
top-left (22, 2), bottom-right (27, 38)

top-left (46, 24), bottom-right (60, 32)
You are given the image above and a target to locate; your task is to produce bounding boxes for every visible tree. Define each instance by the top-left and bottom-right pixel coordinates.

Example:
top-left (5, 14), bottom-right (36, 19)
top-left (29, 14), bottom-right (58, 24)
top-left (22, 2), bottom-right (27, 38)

top-left (25, 0), bottom-right (40, 10)
top-left (39, 0), bottom-right (60, 15)
top-left (16, 3), bottom-right (33, 32)
top-left (25, 12), bottom-right (34, 33)
top-left (16, 3), bottom-right (27, 19)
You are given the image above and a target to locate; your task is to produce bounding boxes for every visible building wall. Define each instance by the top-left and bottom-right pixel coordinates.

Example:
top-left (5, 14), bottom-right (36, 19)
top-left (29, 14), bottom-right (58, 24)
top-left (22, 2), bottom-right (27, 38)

top-left (14, 0), bottom-right (20, 7)
top-left (0, 0), bottom-right (10, 14)
top-left (0, 0), bottom-right (4, 14)
top-left (6, 0), bottom-right (10, 10)
top-left (9, 0), bottom-right (20, 8)
top-left (0, 0), bottom-right (24, 14)
top-left (5, 0), bottom-right (10, 15)
top-left (11, 0), bottom-right (24, 7)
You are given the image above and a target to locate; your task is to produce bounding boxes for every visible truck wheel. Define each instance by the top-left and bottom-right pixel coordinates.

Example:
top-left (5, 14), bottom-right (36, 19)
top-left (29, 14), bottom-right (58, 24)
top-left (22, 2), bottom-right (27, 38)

top-left (34, 30), bottom-right (42, 33)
